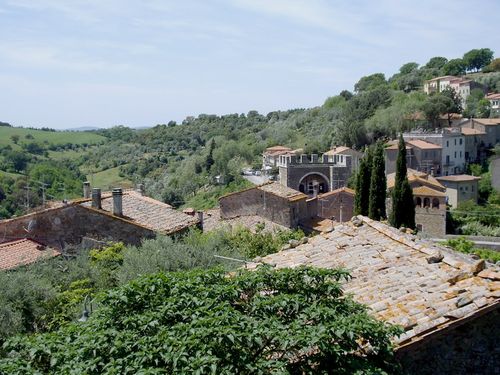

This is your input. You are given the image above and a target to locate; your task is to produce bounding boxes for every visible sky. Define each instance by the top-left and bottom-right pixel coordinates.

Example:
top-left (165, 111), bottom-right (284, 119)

top-left (0, 0), bottom-right (499, 129)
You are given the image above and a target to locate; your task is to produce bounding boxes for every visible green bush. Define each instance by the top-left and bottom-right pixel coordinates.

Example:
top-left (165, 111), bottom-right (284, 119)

top-left (444, 237), bottom-right (500, 263)
top-left (0, 266), bottom-right (402, 374)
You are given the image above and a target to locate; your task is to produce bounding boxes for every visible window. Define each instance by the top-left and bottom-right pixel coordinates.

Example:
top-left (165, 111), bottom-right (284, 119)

top-left (415, 197), bottom-right (422, 207)
top-left (460, 151), bottom-right (462, 157)
top-left (423, 198), bottom-right (430, 208)
top-left (432, 198), bottom-right (440, 209)
top-left (454, 152), bottom-right (457, 158)
top-left (460, 138), bottom-right (463, 145)
top-left (446, 141), bottom-right (449, 147)
top-left (472, 185), bottom-right (474, 192)
top-left (454, 139), bottom-right (456, 146)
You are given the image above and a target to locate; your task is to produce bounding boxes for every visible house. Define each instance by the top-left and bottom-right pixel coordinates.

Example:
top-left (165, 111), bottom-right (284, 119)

top-left (219, 182), bottom-right (309, 229)
top-left (0, 239), bottom-right (59, 270)
top-left (309, 187), bottom-right (355, 222)
top-left (277, 153), bottom-right (353, 196)
top-left (436, 174), bottom-right (481, 208)
top-left (246, 216), bottom-right (500, 375)
top-left (0, 185), bottom-right (199, 252)
top-left (323, 146), bottom-right (363, 170)
top-left (262, 146), bottom-right (295, 172)
top-left (460, 118), bottom-right (500, 148)
top-left (485, 92), bottom-right (500, 115)
top-left (387, 169), bottom-right (447, 237)
top-left (460, 127), bottom-right (487, 164)
top-left (385, 139), bottom-right (442, 175)
top-left (403, 128), bottom-right (465, 176)
top-left (423, 75), bottom-right (485, 107)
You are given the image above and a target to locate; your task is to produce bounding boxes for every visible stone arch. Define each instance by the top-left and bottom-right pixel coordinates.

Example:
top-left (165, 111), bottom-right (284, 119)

top-left (432, 198), bottom-right (440, 209)
top-left (298, 172), bottom-right (329, 196)
top-left (423, 197), bottom-right (430, 208)
top-left (415, 197), bottom-right (422, 207)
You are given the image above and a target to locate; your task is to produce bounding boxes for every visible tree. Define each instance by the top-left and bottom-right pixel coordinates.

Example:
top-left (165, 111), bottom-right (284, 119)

top-left (205, 138), bottom-right (215, 171)
top-left (422, 93), bottom-right (455, 127)
top-left (442, 58), bottom-right (466, 76)
top-left (368, 141), bottom-right (386, 220)
top-left (425, 56), bottom-right (448, 70)
top-left (399, 62), bottom-right (419, 74)
top-left (339, 89), bottom-right (353, 101)
top-left (483, 57), bottom-right (500, 73)
top-left (0, 266), bottom-right (401, 374)
top-left (440, 87), bottom-right (463, 125)
top-left (354, 73), bottom-right (387, 92)
top-left (463, 48), bottom-right (494, 72)
top-left (10, 135), bottom-right (19, 144)
top-left (464, 89), bottom-right (490, 118)
top-left (390, 135), bottom-right (415, 229)
top-left (354, 147), bottom-right (372, 216)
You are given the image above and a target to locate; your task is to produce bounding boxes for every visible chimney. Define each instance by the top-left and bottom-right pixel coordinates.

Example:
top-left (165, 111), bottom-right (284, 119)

top-left (112, 188), bottom-right (123, 216)
top-left (83, 181), bottom-right (91, 199)
top-left (197, 211), bottom-right (204, 230)
top-left (91, 188), bottom-right (102, 209)
top-left (136, 183), bottom-right (145, 196)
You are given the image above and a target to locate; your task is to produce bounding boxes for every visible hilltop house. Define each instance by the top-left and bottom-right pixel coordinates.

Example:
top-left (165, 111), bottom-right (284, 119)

top-left (246, 216), bottom-right (500, 375)
top-left (0, 184), bottom-right (199, 260)
top-left (485, 92), bottom-right (500, 115)
top-left (323, 146), bottom-right (363, 171)
top-left (423, 75), bottom-right (485, 107)
top-left (436, 174), bottom-right (481, 208)
top-left (460, 118), bottom-right (500, 149)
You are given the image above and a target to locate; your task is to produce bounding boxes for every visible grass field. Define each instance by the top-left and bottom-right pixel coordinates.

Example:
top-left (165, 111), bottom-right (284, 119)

top-left (0, 126), bottom-right (105, 149)
top-left (0, 170), bottom-right (23, 179)
top-left (86, 166), bottom-right (133, 191)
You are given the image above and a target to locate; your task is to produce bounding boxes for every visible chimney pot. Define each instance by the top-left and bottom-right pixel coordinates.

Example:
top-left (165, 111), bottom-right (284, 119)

top-left (83, 181), bottom-right (91, 199)
top-left (91, 188), bottom-right (102, 209)
top-left (112, 188), bottom-right (123, 216)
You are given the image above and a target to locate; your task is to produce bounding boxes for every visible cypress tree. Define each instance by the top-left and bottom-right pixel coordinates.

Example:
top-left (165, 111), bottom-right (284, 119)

top-left (205, 139), bottom-right (215, 171)
top-left (368, 141), bottom-right (386, 220)
top-left (354, 147), bottom-right (372, 216)
top-left (390, 135), bottom-right (416, 229)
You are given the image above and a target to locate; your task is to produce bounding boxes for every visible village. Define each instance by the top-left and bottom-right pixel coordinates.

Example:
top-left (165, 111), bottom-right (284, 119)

top-left (0, 71), bottom-right (499, 373)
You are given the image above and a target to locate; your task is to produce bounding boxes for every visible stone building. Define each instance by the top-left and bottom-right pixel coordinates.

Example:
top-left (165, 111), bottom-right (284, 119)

top-left (307, 187), bottom-right (355, 223)
top-left (219, 182), bottom-right (308, 229)
top-left (460, 127), bottom-right (487, 164)
top-left (423, 75), bottom-right (485, 107)
top-left (277, 153), bottom-right (353, 197)
top-left (436, 174), bottom-right (481, 208)
top-left (262, 146), bottom-right (303, 173)
top-left (385, 139), bottom-right (442, 175)
top-left (387, 169), bottom-right (447, 237)
top-left (0, 186), bottom-right (199, 252)
top-left (403, 128), bottom-right (465, 176)
top-left (460, 118), bottom-right (500, 149)
top-left (246, 216), bottom-right (500, 375)
top-left (323, 146), bottom-right (363, 171)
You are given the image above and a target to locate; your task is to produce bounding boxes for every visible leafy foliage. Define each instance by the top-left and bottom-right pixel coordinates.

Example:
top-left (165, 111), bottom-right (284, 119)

top-left (444, 237), bottom-right (500, 263)
top-left (0, 266), bottom-right (402, 374)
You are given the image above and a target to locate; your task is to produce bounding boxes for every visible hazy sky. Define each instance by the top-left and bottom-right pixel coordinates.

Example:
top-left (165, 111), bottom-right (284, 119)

top-left (0, 0), bottom-right (499, 129)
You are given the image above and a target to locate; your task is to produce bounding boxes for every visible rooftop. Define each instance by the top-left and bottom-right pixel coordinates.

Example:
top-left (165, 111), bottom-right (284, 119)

top-left (436, 175), bottom-right (481, 182)
top-left (485, 93), bottom-right (500, 100)
top-left (80, 190), bottom-right (199, 234)
top-left (387, 169), bottom-right (445, 191)
top-left (473, 118), bottom-right (500, 126)
top-left (323, 146), bottom-right (362, 156)
top-left (412, 185), bottom-right (446, 197)
top-left (317, 187), bottom-right (355, 198)
top-left (406, 139), bottom-right (442, 150)
top-left (202, 208), bottom-right (288, 233)
top-left (257, 182), bottom-right (307, 201)
top-left (460, 128), bottom-right (486, 136)
top-left (246, 216), bottom-right (500, 348)
top-left (425, 75), bottom-right (459, 82)
top-left (0, 239), bottom-right (59, 270)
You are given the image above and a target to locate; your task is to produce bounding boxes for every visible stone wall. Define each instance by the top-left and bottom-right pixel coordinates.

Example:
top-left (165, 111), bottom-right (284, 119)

top-left (0, 204), bottom-right (156, 249)
top-left (281, 161), bottom-right (352, 193)
top-left (397, 308), bottom-right (500, 375)
top-left (219, 188), bottom-right (308, 228)
top-left (316, 191), bottom-right (354, 222)
top-left (415, 206), bottom-right (446, 237)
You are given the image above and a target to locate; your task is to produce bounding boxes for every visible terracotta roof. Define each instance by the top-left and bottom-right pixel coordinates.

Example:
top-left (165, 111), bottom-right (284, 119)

top-left (425, 75), bottom-right (459, 82)
top-left (202, 209), bottom-right (288, 233)
top-left (461, 128), bottom-right (486, 136)
top-left (387, 169), bottom-right (444, 191)
top-left (0, 239), bottom-right (59, 270)
top-left (317, 187), bottom-right (355, 198)
top-left (323, 146), bottom-right (362, 156)
top-left (412, 185), bottom-right (446, 197)
top-left (80, 191), bottom-right (198, 234)
top-left (436, 175), bottom-right (481, 182)
top-left (486, 93), bottom-right (500, 100)
top-left (246, 216), bottom-right (500, 348)
top-left (265, 145), bottom-right (292, 152)
top-left (473, 118), bottom-right (500, 126)
top-left (258, 182), bottom-right (307, 201)
top-left (406, 139), bottom-right (442, 150)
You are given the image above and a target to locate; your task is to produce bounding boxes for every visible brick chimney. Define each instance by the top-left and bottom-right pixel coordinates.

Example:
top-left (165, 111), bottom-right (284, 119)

top-left (91, 188), bottom-right (102, 209)
top-left (112, 188), bottom-right (123, 216)
top-left (83, 181), bottom-right (91, 199)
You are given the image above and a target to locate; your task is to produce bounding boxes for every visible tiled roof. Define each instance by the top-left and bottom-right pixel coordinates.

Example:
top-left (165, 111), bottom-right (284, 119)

top-left (425, 75), bottom-right (459, 82)
top-left (461, 128), bottom-right (486, 136)
top-left (436, 175), bottom-right (481, 182)
top-left (486, 93), bottom-right (500, 100)
top-left (246, 216), bottom-right (500, 348)
top-left (387, 169), bottom-right (444, 191)
top-left (0, 239), bottom-right (59, 270)
top-left (406, 139), bottom-right (442, 150)
top-left (412, 185), bottom-right (446, 197)
top-left (258, 182), bottom-right (307, 201)
top-left (473, 118), bottom-right (500, 126)
top-left (317, 187), bottom-right (355, 198)
top-left (324, 146), bottom-right (362, 156)
top-left (80, 191), bottom-right (198, 234)
top-left (265, 145), bottom-right (292, 152)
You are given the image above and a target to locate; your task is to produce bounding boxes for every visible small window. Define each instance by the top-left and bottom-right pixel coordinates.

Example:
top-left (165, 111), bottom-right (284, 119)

top-left (423, 198), bottom-right (430, 208)
top-left (454, 139), bottom-right (457, 145)
top-left (460, 138), bottom-right (463, 145)
top-left (446, 141), bottom-right (449, 147)
top-left (471, 185), bottom-right (474, 192)
top-left (454, 152), bottom-right (457, 158)
top-left (460, 151), bottom-right (462, 157)
top-left (432, 198), bottom-right (440, 209)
